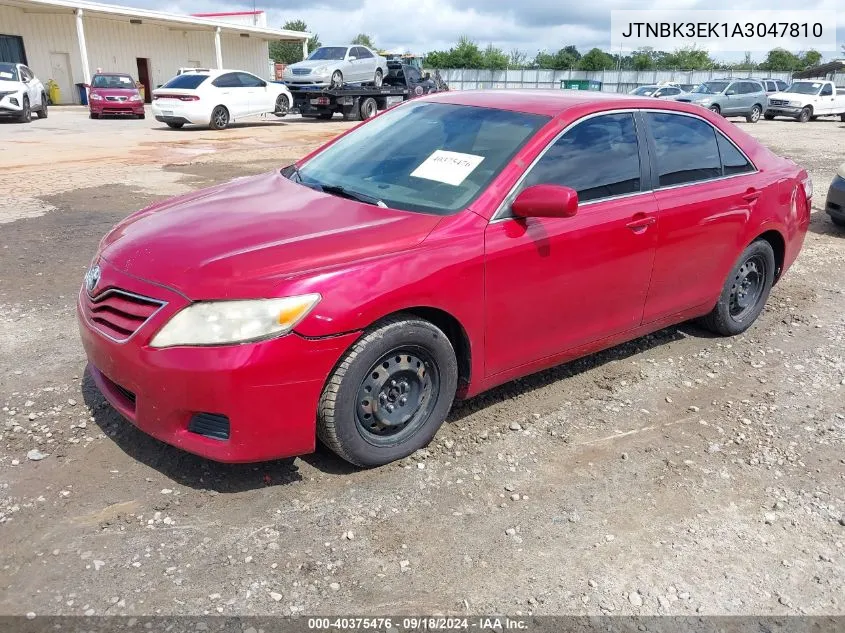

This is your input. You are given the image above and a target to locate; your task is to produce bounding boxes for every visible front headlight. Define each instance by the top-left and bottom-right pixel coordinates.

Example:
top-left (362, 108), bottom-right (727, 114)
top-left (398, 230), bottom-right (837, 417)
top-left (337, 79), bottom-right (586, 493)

top-left (90, 93), bottom-right (103, 101)
top-left (313, 66), bottom-right (329, 75)
top-left (788, 100), bottom-right (801, 107)
top-left (149, 294), bottom-right (321, 348)
top-left (130, 94), bottom-right (142, 102)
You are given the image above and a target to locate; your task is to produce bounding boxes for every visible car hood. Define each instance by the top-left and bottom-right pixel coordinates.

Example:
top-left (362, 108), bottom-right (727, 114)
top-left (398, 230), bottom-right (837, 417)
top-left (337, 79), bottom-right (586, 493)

top-left (767, 91), bottom-right (796, 100)
top-left (99, 171), bottom-right (442, 299)
top-left (287, 60), bottom-right (342, 71)
top-left (0, 79), bottom-right (24, 92)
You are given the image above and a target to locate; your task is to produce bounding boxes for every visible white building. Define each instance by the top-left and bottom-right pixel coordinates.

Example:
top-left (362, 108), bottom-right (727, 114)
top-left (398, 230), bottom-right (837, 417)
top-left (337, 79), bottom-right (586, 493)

top-left (0, 0), bottom-right (309, 104)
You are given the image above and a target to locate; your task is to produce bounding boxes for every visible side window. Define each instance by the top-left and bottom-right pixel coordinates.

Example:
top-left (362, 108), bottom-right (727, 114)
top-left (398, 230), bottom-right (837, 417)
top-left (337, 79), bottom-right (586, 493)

top-left (666, 87), bottom-right (680, 96)
top-left (777, 81), bottom-right (787, 91)
top-left (20, 66), bottom-right (32, 81)
top-left (725, 82), bottom-right (738, 95)
top-left (820, 84), bottom-right (833, 96)
top-left (522, 113), bottom-right (641, 203)
top-left (350, 47), bottom-right (362, 59)
top-left (358, 47), bottom-right (374, 59)
top-left (407, 68), bottom-right (421, 84)
top-left (237, 72), bottom-right (265, 88)
top-left (647, 112), bottom-right (721, 187)
top-left (716, 133), bottom-right (754, 176)
top-left (212, 73), bottom-right (242, 88)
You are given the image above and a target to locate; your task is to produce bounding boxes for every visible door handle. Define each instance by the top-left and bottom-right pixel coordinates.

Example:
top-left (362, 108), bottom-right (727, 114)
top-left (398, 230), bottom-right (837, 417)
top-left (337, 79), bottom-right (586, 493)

top-left (742, 189), bottom-right (761, 202)
top-left (626, 215), bottom-right (656, 231)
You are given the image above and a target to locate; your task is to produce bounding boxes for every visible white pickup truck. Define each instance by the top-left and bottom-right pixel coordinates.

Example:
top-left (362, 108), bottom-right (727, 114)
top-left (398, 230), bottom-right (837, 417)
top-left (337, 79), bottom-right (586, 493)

top-left (765, 80), bottom-right (845, 122)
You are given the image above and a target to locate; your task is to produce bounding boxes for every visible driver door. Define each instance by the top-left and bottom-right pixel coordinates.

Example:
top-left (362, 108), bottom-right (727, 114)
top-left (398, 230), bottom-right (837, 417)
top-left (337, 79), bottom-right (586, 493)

top-left (483, 112), bottom-right (658, 376)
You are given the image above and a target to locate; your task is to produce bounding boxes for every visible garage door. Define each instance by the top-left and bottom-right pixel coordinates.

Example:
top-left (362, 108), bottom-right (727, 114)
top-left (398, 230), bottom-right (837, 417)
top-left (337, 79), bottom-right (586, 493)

top-left (0, 35), bottom-right (27, 64)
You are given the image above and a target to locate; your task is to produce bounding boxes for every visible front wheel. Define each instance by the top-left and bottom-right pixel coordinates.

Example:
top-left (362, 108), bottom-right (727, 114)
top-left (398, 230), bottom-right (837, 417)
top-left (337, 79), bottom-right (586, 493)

top-left (708, 104), bottom-right (721, 115)
top-left (746, 104), bottom-right (761, 123)
top-left (330, 70), bottom-right (343, 89)
top-left (209, 105), bottom-right (229, 130)
top-left (36, 93), bottom-right (48, 119)
top-left (19, 96), bottom-right (31, 122)
top-left (318, 315), bottom-right (458, 467)
top-left (798, 106), bottom-right (812, 123)
top-left (699, 240), bottom-right (775, 336)
top-left (273, 93), bottom-right (289, 117)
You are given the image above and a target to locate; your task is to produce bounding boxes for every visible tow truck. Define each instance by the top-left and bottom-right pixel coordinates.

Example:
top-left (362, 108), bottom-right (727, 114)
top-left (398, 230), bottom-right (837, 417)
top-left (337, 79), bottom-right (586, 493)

top-left (288, 60), bottom-right (447, 121)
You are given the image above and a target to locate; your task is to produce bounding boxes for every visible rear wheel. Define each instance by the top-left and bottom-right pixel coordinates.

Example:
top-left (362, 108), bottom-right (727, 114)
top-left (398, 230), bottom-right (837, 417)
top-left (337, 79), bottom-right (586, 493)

top-left (746, 104), bottom-right (761, 123)
top-left (19, 96), bottom-right (31, 122)
top-left (798, 106), bottom-right (812, 123)
top-left (318, 315), bottom-right (458, 467)
top-left (209, 105), bottom-right (229, 130)
top-left (273, 93), bottom-right (289, 117)
top-left (330, 70), bottom-right (343, 89)
top-left (699, 240), bottom-right (775, 336)
top-left (708, 104), bottom-right (720, 115)
top-left (166, 121), bottom-right (184, 129)
top-left (373, 69), bottom-right (383, 88)
top-left (359, 97), bottom-right (378, 119)
top-left (36, 93), bottom-right (48, 119)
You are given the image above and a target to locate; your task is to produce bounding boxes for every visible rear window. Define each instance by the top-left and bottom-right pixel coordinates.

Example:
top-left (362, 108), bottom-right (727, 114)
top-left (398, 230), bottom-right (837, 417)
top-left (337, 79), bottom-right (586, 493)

top-left (161, 74), bottom-right (208, 89)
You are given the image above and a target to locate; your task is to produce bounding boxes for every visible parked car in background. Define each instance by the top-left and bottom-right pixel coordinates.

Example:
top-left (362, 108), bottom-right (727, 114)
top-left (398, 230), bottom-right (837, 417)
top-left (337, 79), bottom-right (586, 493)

top-left (676, 79), bottom-right (767, 122)
top-left (755, 78), bottom-right (789, 94)
top-left (628, 84), bottom-right (685, 99)
top-left (151, 69), bottom-right (292, 130)
top-left (283, 45), bottom-right (387, 89)
top-left (826, 161), bottom-right (845, 228)
top-left (765, 80), bottom-right (845, 123)
top-left (0, 62), bottom-right (47, 122)
top-left (88, 73), bottom-right (145, 119)
top-left (79, 91), bottom-right (810, 467)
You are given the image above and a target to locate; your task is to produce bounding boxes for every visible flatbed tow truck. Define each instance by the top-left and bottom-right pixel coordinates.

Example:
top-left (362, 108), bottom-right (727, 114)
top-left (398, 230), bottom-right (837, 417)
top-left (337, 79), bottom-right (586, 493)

top-left (287, 62), bottom-right (447, 121)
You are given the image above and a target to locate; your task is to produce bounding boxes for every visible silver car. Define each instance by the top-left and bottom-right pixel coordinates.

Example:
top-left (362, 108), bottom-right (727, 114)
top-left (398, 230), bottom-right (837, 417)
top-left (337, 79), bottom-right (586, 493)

top-left (283, 46), bottom-right (387, 89)
top-left (675, 79), bottom-right (768, 123)
top-left (628, 84), bottom-right (685, 99)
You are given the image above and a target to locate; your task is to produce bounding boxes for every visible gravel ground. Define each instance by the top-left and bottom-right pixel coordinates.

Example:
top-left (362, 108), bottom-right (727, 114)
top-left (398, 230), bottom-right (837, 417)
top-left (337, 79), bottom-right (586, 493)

top-left (0, 109), bottom-right (843, 618)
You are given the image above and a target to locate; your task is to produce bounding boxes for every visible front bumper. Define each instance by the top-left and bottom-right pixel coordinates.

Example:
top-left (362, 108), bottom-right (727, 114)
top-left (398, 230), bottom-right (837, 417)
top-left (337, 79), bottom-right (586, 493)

top-left (826, 175), bottom-right (845, 222)
top-left (0, 94), bottom-right (24, 114)
top-left (766, 106), bottom-right (802, 117)
top-left (77, 262), bottom-right (360, 463)
top-left (284, 73), bottom-right (332, 86)
top-left (90, 101), bottom-right (145, 116)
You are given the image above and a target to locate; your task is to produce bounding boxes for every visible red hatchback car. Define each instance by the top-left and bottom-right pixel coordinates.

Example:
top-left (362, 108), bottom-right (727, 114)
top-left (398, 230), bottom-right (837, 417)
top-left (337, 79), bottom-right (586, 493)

top-left (78, 91), bottom-right (811, 467)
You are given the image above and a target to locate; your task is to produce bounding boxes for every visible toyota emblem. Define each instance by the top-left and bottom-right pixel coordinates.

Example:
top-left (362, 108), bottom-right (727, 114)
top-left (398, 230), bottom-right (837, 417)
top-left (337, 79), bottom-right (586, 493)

top-left (84, 265), bottom-right (101, 293)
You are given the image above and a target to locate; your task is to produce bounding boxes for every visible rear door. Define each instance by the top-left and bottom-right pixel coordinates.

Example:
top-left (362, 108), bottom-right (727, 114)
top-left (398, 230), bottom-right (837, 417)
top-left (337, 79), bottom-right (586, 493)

top-left (211, 72), bottom-right (248, 117)
top-left (484, 111), bottom-right (658, 375)
top-left (237, 72), bottom-right (269, 115)
top-left (641, 111), bottom-right (762, 322)
top-left (356, 47), bottom-right (377, 83)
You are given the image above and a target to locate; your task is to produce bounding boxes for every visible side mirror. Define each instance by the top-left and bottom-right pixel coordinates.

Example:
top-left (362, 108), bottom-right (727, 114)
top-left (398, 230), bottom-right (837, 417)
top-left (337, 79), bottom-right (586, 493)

top-left (512, 184), bottom-right (578, 219)
top-left (348, 56), bottom-right (357, 61)
top-left (725, 89), bottom-right (736, 96)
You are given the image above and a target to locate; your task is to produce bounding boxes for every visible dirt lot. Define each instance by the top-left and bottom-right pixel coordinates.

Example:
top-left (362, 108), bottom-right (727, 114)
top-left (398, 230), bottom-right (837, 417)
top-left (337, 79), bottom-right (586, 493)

top-left (1, 106), bottom-right (843, 619)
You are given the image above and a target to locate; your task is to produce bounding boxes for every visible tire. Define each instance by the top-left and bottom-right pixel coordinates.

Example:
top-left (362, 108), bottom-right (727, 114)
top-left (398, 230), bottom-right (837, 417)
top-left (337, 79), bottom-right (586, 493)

top-left (317, 112), bottom-right (334, 120)
top-left (209, 105), bottom-right (229, 130)
top-left (273, 93), bottom-right (289, 117)
top-left (373, 69), bottom-right (383, 88)
top-left (699, 240), bottom-right (776, 336)
top-left (89, 112), bottom-right (98, 119)
top-left (798, 106), bottom-right (812, 123)
top-left (764, 114), bottom-right (775, 120)
top-left (746, 104), bottom-right (761, 123)
top-left (19, 96), bottom-right (31, 123)
top-left (831, 216), bottom-right (845, 228)
top-left (166, 121), bottom-right (184, 129)
top-left (708, 104), bottom-right (720, 115)
top-left (330, 70), bottom-right (343, 89)
top-left (317, 315), bottom-right (458, 467)
top-left (359, 97), bottom-right (378, 120)
top-left (36, 94), bottom-right (48, 119)
top-left (137, 113), bottom-right (145, 120)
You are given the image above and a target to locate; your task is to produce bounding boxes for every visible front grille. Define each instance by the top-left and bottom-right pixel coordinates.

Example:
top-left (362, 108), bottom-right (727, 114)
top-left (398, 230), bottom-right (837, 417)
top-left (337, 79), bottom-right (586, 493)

top-left (188, 413), bottom-right (230, 441)
top-left (85, 289), bottom-right (164, 341)
top-left (291, 68), bottom-right (311, 75)
top-left (769, 99), bottom-right (788, 106)
top-left (106, 96), bottom-right (127, 102)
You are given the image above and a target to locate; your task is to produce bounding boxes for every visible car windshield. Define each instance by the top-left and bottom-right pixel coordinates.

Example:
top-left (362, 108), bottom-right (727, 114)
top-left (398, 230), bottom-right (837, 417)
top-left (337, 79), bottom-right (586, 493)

top-left (161, 74), bottom-right (208, 89)
top-left (785, 82), bottom-right (823, 95)
top-left (296, 102), bottom-right (549, 215)
top-left (692, 81), bottom-right (729, 94)
top-left (307, 47), bottom-right (348, 61)
top-left (91, 74), bottom-right (135, 89)
top-left (0, 63), bottom-right (19, 82)
top-left (631, 86), bottom-right (656, 96)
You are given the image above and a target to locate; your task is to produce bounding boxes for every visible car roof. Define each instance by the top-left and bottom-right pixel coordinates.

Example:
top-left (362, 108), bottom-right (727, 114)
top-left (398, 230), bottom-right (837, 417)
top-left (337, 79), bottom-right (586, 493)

top-left (419, 89), bottom-right (713, 117)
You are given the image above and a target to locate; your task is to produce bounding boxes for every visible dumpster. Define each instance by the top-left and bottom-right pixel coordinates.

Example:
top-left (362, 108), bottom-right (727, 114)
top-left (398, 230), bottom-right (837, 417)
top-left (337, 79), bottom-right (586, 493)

top-left (560, 79), bottom-right (602, 91)
top-left (75, 83), bottom-right (88, 105)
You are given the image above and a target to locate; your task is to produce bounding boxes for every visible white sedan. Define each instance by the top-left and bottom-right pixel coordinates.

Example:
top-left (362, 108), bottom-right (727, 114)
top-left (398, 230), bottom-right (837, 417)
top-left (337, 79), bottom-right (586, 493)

top-left (151, 69), bottom-right (292, 130)
top-left (0, 62), bottom-right (48, 122)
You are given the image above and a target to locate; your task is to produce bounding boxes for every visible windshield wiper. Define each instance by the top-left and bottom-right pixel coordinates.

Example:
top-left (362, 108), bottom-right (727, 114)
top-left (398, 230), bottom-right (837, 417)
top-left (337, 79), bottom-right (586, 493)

top-left (319, 184), bottom-right (388, 208)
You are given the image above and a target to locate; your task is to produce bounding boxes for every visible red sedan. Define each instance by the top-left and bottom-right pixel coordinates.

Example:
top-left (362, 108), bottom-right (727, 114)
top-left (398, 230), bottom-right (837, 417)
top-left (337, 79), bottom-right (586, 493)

top-left (78, 91), bottom-right (811, 467)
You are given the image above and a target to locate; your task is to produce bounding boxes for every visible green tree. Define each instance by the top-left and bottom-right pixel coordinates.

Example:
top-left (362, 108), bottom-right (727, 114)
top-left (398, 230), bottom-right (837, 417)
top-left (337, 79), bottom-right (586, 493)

top-left (662, 47), bottom-right (714, 70)
top-left (351, 33), bottom-right (376, 49)
top-left (270, 19), bottom-right (321, 64)
top-left (481, 44), bottom-right (509, 70)
top-left (631, 49), bottom-right (655, 70)
top-left (425, 36), bottom-right (485, 69)
top-left (801, 50), bottom-right (821, 69)
top-left (533, 46), bottom-right (581, 70)
top-left (577, 48), bottom-right (615, 70)
top-left (508, 49), bottom-right (528, 69)
top-left (759, 48), bottom-right (801, 71)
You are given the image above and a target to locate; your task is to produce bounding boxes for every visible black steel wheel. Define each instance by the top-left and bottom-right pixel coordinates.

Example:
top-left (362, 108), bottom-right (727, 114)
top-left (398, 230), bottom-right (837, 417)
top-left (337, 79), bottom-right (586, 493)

top-left (699, 240), bottom-right (775, 336)
top-left (359, 97), bottom-right (377, 119)
top-left (318, 315), bottom-right (458, 467)
top-left (273, 93), bottom-right (289, 117)
top-left (209, 105), bottom-right (229, 130)
top-left (19, 96), bottom-right (31, 123)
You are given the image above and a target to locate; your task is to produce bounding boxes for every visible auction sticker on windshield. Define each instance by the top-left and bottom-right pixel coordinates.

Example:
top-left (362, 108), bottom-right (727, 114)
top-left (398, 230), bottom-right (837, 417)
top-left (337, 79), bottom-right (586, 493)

top-left (411, 150), bottom-right (485, 186)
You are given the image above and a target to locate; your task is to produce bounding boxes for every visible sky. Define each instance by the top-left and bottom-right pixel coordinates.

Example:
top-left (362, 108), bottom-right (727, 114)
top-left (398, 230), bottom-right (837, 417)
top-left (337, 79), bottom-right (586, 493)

top-left (125, 0), bottom-right (843, 61)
